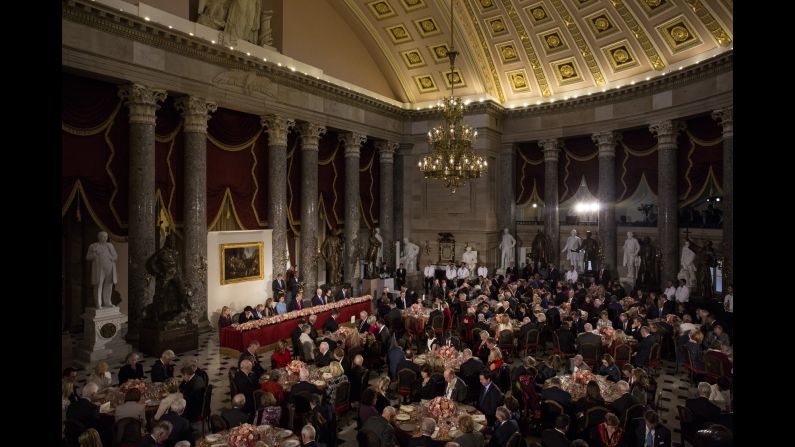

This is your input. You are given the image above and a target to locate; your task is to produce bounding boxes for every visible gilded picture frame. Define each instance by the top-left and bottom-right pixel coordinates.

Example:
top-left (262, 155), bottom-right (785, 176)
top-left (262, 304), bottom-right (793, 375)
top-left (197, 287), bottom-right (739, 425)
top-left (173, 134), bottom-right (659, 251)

top-left (220, 242), bottom-right (264, 285)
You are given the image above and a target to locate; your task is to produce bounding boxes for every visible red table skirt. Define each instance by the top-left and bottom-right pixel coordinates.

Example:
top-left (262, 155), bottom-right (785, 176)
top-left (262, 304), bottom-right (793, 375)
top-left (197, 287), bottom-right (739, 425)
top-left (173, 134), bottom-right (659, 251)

top-left (219, 300), bottom-right (372, 353)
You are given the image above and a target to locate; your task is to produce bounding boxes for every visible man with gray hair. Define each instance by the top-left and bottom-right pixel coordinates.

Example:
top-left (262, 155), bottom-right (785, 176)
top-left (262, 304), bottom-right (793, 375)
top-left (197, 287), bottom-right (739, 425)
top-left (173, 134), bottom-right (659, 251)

top-left (65, 382), bottom-right (101, 430)
top-left (361, 406), bottom-right (397, 447)
top-left (151, 349), bottom-right (176, 383)
top-left (222, 393), bottom-right (250, 428)
top-left (490, 406), bottom-right (519, 447)
top-left (316, 341), bottom-right (332, 367)
top-left (686, 382), bottom-right (721, 430)
top-left (139, 421), bottom-right (172, 447)
top-left (160, 397), bottom-right (194, 446)
top-left (301, 424), bottom-right (318, 447)
top-left (609, 380), bottom-right (639, 422)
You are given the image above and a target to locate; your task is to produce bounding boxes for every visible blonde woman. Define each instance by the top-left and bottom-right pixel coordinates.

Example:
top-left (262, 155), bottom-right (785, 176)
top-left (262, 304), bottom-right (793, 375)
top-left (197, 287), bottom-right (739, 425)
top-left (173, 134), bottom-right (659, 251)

top-left (88, 361), bottom-right (112, 390)
top-left (324, 361), bottom-right (349, 405)
top-left (154, 377), bottom-right (182, 420)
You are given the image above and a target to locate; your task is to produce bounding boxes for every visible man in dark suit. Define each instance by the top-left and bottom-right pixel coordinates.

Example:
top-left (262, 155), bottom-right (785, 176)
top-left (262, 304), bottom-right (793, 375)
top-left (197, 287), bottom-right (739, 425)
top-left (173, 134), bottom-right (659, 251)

top-left (635, 410), bottom-right (672, 447)
top-left (221, 393), bottom-right (251, 428)
top-left (609, 380), bottom-right (640, 422)
top-left (687, 382), bottom-right (722, 430)
top-left (238, 340), bottom-right (265, 380)
top-left (540, 377), bottom-right (572, 408)
top-left (477, 371), bottom-right (504, 425)
top-left (597, 265), bottom-right (612, 285)
top-left (556, 322), bottom-right (577, 354)
top-left (138, 422), bottom-right (172, 447)
top-left (65, 383), bottom-right (101, 430)
top-left (272, 273), bottom-right (286, 296)
top-left (324, 309), bottom-right (340, 333)
top-left (335, 285), bottom-right (350, 302)
top-left (311, 288), bottom-right (327, 306)
top-left (233, 360), bottom-right (258, 414)
top-left (287, 292), bottom-right (304, 312)
top-left (160, 397), bottom-right (194, 446)
top-left (316, 341), bottom-right (333, 367)
top-left (396, 263), bottom-right (407, 290)
top-left (541, 414), bottom-right (571, 447)
top-left (443, 369), bottom-right (468, 403)
top-left (489, 407), bottom-right (520, 447)
top-left (150, 350), bottom-right (175, 383)
top-left (634, 327), bottom-right (655, 367)
top-left (179, 365), bottom-right (207, 421)
top-left (361, 406), bottom-right (398, 447)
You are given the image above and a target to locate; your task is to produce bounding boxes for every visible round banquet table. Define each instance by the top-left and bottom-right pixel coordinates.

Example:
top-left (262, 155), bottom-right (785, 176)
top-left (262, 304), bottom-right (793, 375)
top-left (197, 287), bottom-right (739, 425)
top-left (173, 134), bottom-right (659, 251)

top-left (393, 400), bottom-right (488, 444)
top-left (544, 374), bottom-right (623, 403)
top-left (196, 426), bottom-right (299, 447)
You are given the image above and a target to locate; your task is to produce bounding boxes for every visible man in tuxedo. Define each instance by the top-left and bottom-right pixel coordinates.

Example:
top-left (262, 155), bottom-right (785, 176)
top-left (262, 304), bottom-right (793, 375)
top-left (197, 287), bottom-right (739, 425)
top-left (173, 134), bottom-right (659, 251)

top-left (396, 263), bottom-right (407, 290)
top-left (325, 309), bottom-right (340, 333)
top-left (477, 371), bottom-right (504, 426)
top-left (288, 291), bottom-right (304, 312)
top-left (272, 273), bottom-right (286, 296)
top-left (221, 393), bottom-right (251, 428)
top-left (311, 288), bottom-right (327, 306)
top-left (609, 381), bottom-right (639, 423)
top-left (635, 410), bottom-right (671, 447)
top-left (540, 377), bottom-right (572, 408)
top-left (443, 368), bottom-right (468, 403)
top-left (138, 422), bottom-right (172, 447)
top-left (160, 397), bottom-right (194, 446)
top-left (179, 365), bottom-right (207, 421)
top-left (234, 359), bottom-right (258, 414)
top-left (490, 407), bottom-right (520, 447)
top-left (459, 349), bottom-right (484, 381)
top-left (687, 382), bottom-right (722, 430)
top-left (238, 340), bottom-right (265, 380)
top-left (361, 406), bottom-right (398, 447)
top-left (597, 264), bottom-right (612, 285)
top-left (66, 383), bottom-right (101, 430)
top-left (634, 326), bottom-right (655, 367)
top-left (541, 414), bottom-right (571, 447)
top-left (335, 285), bottom-right (350, 302)
top-left (151, 349), bottom-right (175, 383)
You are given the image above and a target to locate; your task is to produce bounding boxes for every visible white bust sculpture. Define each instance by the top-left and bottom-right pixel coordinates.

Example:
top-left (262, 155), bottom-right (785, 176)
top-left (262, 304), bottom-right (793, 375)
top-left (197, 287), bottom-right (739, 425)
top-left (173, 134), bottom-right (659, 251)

top-left (374, 227), bottom-right (383, 266)
top-left (622, 231), bottom-right (641, 279)
top-left (561, 229), bottom-right (583, 272)
top-left (461, 246), bottom-right (478, 273)
top-left (86, 231), bottom-right (118, 309)
top-left (499, 228), bottom-right (516, 271)
top-left (401, 238), bottom-right (420, 273)
top-left (678, 240), bottom-right (697, 286)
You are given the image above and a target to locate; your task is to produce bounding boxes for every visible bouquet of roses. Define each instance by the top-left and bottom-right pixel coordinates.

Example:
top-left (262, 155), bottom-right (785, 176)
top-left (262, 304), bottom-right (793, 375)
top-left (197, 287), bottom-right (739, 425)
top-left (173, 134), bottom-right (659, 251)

top-left (428, 396), bottom-right (457, 419)
top-left (228, 423), bottom-right (260, 447)
top-left (120, 379), bottom-right (147, 394)
top-left (436, 346), bottom-right (458, 360)
top-left (572, 369), bottom-right (593, 385)
top-left (287, 360), bottom-right (306, 374)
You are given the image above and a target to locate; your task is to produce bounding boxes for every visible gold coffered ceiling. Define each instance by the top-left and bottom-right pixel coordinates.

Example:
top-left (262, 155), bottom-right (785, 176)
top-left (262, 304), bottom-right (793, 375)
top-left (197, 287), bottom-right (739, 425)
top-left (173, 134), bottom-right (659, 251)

top-left (340, 0), bottom-right (732, 105)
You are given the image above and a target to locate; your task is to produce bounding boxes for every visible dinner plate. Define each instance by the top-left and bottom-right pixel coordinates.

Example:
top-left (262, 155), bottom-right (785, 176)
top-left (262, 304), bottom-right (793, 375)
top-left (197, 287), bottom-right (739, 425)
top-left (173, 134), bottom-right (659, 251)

top-left (204, 434), bottom-right (222, 442)
top-left (279, 430), bottom-right (293, 438)
top-left (282, 440), bottom-right (300, 447)
top-left (399, 423), bottom-right (417, 432)
top-left (395, 413), bottom-right (410, 421)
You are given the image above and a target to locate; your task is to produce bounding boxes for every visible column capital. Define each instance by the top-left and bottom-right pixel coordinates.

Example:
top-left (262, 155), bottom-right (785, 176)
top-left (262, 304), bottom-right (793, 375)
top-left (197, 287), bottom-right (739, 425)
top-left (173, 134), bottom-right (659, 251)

top-left (297, 122), bottom-right (327, 151)
top-left (592, 131), bottom-right (619, 158)
top-left (261, 114), bottom-right (295, 147)
top-left (711, 107), bottom-right (733, 137)
top-left (118, 83), bottom-right (167, 125)
top-left (174, 96), bottom-right (217, 134)
top-left (539, 138), bottom-right (560, 161)
top-left (376, 141), bottom-right (399, 163)
top-left (649, 120), bottom-right (685, 147)
top-left (339, 132), bottom-right (367, 158)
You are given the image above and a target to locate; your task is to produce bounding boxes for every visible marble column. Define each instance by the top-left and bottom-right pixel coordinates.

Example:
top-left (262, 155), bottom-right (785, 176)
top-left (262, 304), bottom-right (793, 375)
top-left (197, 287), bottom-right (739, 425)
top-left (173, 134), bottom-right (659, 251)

top-left (118, 84), bottom-right (166, 343)
top-left (593, 131), bottom-right (617, 274)
top-left (712, 107), bottom-right (733, 284)
top-left (297, 122), bottom-right (327, 295)
top-left (340, 132), bottom-right (367, 294)
top-left (540, 138), bottom-right (561, 267)
top-left (376, 141), bottom-right (398, 270)
top-left (262, 114), bottom-right (295, 280)
top-left (497, 143), bottom-right (516, 249)
top-left (175, 96), bottom-right (217, 330)
top-left (650, 120), bottom-right (684, 288)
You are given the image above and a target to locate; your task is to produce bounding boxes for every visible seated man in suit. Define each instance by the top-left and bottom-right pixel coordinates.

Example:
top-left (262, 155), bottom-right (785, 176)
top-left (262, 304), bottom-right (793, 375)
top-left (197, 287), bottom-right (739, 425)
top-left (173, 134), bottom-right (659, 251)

top-left (138, 421), bottom-right (172, 447)
top-left (477, 370), bottom-right (504, 426)
top-left (541, 414), bottom-right (571, 447)
top-left (635, 410), bottom-right (671, 447)
top-left (160, 397), bottom-right (194, 447)
top-left (443, 368), bottom-right (468, 403)
top-left (361, 406), bottom-right (398, 447)
top-left (150, 350), bottom-right (176, 383)
top-left (179, 365), bottom-right (206, 422)
top-left (489, 406), bottom-right (519, 447)
top-left (686, 382), bottom-right (722, 430)
top-left (221, 394), bottom-right (251, 428)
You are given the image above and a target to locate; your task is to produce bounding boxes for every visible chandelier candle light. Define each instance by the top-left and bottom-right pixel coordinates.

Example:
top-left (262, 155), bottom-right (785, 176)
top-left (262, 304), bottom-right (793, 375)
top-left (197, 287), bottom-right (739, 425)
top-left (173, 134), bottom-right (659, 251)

top-left (418, 0), bottom-right (487, 193)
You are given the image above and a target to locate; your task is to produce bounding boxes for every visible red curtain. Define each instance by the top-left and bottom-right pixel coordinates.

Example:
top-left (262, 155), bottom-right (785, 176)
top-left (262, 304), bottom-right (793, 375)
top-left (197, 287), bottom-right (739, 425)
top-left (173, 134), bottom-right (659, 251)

top-left (515, 141), bottom-right (544, 205)
top-left (560, 136), bottom-right (599, 202)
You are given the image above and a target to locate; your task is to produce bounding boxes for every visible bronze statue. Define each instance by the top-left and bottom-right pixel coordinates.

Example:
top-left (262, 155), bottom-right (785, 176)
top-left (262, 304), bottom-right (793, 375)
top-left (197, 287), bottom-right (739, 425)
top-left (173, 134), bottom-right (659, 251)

top-left (581, 231), bottom-right (600, 272)
top-left (321, 232), bottom-right (343, 285)
top-left (144, 234), bottom-right (193, 328)
top-left (530, 230), bottom-right (551, 267)
top-left (637, 236), bottom-right (658, 289)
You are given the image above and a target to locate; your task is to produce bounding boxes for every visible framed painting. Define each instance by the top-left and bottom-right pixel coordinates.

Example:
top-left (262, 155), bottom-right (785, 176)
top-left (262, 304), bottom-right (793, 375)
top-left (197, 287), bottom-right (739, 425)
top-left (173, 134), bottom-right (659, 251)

top-left (220, 242), bottom-right (264, 285)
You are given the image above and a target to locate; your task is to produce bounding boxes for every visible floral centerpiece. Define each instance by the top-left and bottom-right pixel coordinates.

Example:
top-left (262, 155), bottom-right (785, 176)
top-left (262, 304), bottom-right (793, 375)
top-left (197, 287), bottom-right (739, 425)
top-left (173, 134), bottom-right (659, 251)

top-left (427, 396), bottom-right (457, 419)
top-left (228, 423), bottom-right (260, 447)
top-left (572, 369), bottom-right (594, 385)
top-left (436, 346), bottom-right (458, 360)
top-left (120, 379), bottom-right (147, 395)
top-left (287, 360), bottom-right (306, 374)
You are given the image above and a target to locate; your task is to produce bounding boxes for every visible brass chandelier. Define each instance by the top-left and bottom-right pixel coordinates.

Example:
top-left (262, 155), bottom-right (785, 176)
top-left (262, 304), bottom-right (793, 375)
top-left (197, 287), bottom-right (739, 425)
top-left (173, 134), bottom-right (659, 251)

top-left (418, 0), bottom-right (487, 193)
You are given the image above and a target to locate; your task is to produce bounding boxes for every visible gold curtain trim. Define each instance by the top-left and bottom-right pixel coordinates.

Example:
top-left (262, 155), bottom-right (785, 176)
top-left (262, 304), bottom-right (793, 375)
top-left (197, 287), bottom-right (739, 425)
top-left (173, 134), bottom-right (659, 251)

top-left (61, 101), bottom-right (122, 136)
top-left (208, 188), bottom-right (246, 231)
top-left (61, 180), bottom-right (128, 242)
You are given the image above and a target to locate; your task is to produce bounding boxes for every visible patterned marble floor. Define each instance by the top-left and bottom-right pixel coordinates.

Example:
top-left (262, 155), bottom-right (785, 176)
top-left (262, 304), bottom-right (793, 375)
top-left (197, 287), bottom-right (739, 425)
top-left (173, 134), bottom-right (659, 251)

top-left (70, 331), bottom-right (699, 446)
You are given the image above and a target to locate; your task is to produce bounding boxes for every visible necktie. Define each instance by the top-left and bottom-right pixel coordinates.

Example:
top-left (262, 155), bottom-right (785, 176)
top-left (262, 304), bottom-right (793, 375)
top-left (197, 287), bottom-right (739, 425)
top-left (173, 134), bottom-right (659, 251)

top-left (646, 430), bottom-right (653, 447)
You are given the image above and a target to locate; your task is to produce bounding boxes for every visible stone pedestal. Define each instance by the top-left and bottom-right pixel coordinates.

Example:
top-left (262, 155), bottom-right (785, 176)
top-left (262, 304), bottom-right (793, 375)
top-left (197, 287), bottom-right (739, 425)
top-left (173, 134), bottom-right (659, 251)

top-left (75, 306), bottom-right (132, 366)
top-left (139, 324), bottom-right (198, 357)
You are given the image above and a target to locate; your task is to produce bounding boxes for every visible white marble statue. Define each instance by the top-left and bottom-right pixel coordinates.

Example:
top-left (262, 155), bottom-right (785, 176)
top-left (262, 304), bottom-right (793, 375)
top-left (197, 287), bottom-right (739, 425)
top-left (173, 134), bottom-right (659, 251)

top-left (401, 238), bottom-right (420, 273)
top-left (461, 246), bottom-right (478, 273)
top-left (499, 228), bottom-right (516, 271)
top-left (374, 227), bottom-right (383, 266)
top-left (86, 231), bottom-right (118, 309)
top-left (561, 229), bottom-right (584, 272)
top-left (678, 240), bottom-right (697, 287)
top-left (622, 231), bottom-right (641, 279)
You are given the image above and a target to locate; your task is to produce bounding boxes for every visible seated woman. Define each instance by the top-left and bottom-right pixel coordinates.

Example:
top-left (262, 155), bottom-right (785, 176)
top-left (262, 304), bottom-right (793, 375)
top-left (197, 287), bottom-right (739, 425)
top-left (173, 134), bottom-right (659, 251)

top-left (154, 377), bottom-right (183, 420)
top-left (275, 294), bottom-right (288, 314)
top-left (589, 412), bottom-right (625, 447)
top-left (270, 341), bottom-right (293, 369)
top-left (686, 330), bottom-right (706, 369)
top-left (324, 361), bottom-right (349, 406)
top-left (88, 361), bottom-right (112, 391)
top-left (253, 392), bottom-right (282, 426)
top-left (455, 414), bottom-right (485, 447)
top-left (576, 380), bottom-right (606, 413)
top-left (114, 388), bottom-right (146, 425)
top-left (358, 388), bottom-right (379, 426)
top-left (218, 306), bottom-right (233, 329)
top-left (596, 311), bottom-right (613, 330)
top-left (597, 354), bottom-right (621, 382)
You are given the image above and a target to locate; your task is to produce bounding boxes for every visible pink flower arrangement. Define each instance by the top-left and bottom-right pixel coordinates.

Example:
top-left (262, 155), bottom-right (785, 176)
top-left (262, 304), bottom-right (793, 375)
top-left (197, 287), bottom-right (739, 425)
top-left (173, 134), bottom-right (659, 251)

top-left (572, 369), bottom-right (593, 385)
top-left (436, 346), bottom-right (458, 360)
top-left (228, 423), bottom-right (260, 447)
top-left (120, 379), bottom-right (147, 394)
top-left (287, 360), bottom-right (306, 374)
top-left (428, 396), bottom-right (457, 419)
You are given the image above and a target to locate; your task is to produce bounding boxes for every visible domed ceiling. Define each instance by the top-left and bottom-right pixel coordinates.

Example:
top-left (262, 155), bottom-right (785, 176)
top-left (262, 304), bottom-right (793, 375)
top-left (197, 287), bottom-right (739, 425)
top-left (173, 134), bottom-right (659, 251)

top-left (337, 0), bottom-right (733, 106)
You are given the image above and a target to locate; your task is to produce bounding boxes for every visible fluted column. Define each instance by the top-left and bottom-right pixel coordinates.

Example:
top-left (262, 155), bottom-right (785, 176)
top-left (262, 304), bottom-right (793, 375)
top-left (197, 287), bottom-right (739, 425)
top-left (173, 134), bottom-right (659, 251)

top-left (262, 114), bottom-right (295, 281)
top-left (340, 132), bottom-right (367, 294)
top-left (376, 141), bottom-right (398, 270)
top-left (540, 138), bottom-right (561, 267)
top-left (593, 131), bottom-right (617, 274)
top-left (297, 122), bottom-right (327, 295)
top-left (497, 143), bottom-right (516, 245)
top-left (650, 120), bottom-right (684, 287)
top-left (712, 107), bottom-right (733, 283)
top-left (118, 84), bottom-right (166, 343)
top-left (175, 96), bottom-right (217, 329)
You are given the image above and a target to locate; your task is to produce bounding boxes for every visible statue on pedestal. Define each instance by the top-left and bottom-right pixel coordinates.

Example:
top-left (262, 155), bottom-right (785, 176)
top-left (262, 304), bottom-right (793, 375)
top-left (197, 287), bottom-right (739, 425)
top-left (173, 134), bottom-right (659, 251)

top-left (401, 237), bottom-right (420, 273)
top-left (622, 232), bottom-right (641, 279)
top-left (461, 245), bottom-right (478, 273)
top-left (581, 231), bottom-right (600, 272)
top-left (562, 229), bottom-right (583, 272)
top-left (321, 232), bottom-right (343, 285)
top-left (86, 231), bottom-right (118, 309)
top-left (144, 234), bottom-right (194, 328)
top-left (499, 228), bottom-right (516, 271)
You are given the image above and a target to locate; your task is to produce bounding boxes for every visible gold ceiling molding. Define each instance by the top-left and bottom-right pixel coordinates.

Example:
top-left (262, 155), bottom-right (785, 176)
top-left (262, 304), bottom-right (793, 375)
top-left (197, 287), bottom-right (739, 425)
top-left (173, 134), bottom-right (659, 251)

top-left (499, 0), bottom-right (551, 97)
top-left (459, 0), bottom-right (505, 102)
top-left (683, 0), bottom-right (732, 47)
top-left (608, 0), bottom-right (666, 71)
top-left (549, 0), bottom-right (605, 86)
